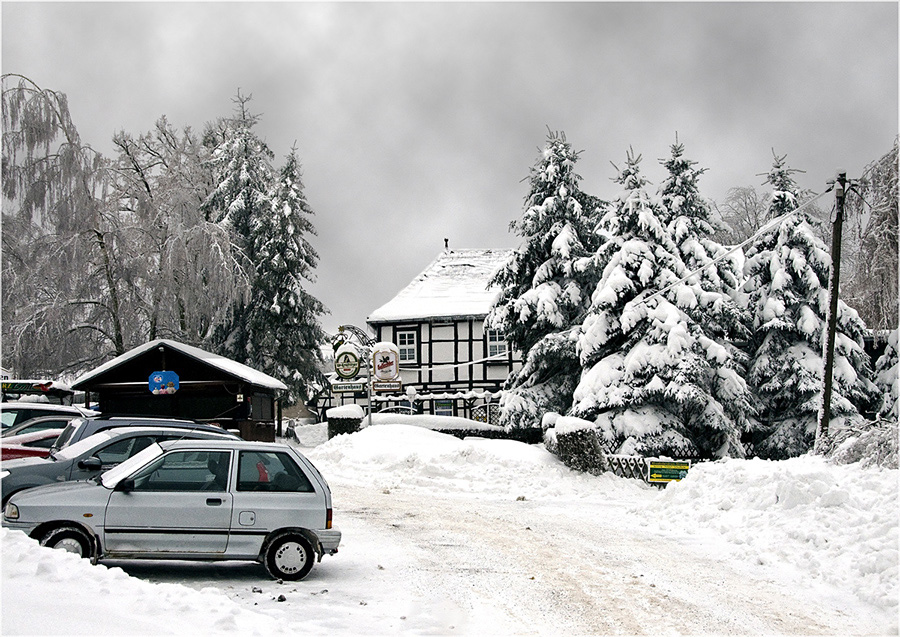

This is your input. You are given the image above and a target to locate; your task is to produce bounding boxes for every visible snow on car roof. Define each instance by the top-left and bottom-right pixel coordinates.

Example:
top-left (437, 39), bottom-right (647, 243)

top-left (72, 339), bottom-right (287, 391)
top-left (367, 248), bottom-right (512, 324)
top-left (0, 402), bottom-right (95, 414)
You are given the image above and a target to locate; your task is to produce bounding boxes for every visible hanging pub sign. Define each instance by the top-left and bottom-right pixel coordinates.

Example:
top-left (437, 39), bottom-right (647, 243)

top-left (334, 344), bottom-right (361, 380)
top-left (149, 370), bottom-right (179, 395)
top-left (372, 342), bottom-right (401, 381)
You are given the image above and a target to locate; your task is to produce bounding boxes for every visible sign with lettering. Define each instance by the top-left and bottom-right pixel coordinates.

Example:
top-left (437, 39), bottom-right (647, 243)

top-left (372, 342), bottom-right (401, 381)
top-left (373, 381), bottom-right (402, 392)
top-left (334, 344), bottom-right (361, 379)
top-left (149, 371), bottom-right (179, 395)
top-left (647, 460), bottom-right (691, 484)
top-left (331, 381), bottom-right (367, 393)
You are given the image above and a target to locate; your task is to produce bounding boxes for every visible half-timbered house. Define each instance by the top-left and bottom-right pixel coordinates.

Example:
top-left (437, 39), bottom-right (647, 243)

top-left (326, 248), bottom-right (522, 424)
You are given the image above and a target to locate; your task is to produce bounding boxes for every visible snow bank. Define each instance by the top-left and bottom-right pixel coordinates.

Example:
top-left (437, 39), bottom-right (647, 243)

top-left (307, 424), bottom-right (644, 501)
top-left (366, 413), bottom-right (503, 432)
top-left (644, 455), bottom-right (898, 615)
top-left (1, 528), bottom-right (281, 635)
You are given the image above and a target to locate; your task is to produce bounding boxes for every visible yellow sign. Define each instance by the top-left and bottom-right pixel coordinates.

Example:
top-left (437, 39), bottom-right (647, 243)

top-left (647, 460), bottom-right (691, 483)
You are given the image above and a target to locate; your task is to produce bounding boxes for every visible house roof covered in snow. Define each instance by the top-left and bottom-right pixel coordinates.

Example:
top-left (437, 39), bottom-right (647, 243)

top-left (72, 339), bottom-right (287, 391)
top-left (367, 249), bottom-right (512, 324)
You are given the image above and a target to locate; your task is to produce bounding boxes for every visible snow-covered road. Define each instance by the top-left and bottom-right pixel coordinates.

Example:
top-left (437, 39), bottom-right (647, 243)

top-left (4, 424), bottom-right (896, 635)
top-left (322, 482), bottom-right (874, 635)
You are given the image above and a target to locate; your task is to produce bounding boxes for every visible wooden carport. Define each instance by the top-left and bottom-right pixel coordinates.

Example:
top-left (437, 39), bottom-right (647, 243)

top-left (71, 339), bottom-right (287, 441)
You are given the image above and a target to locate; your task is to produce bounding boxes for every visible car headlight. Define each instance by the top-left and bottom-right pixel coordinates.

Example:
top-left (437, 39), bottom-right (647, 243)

top-left (4, 502), bottom-right (19, 520)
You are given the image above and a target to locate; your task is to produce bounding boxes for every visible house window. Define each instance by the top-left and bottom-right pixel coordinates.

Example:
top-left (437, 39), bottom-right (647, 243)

top-left (434, 400), bottom-right (454, 417)
top-left (397, 330), bottom-right (417, 363)
top-left (486, 329), bottom-right (507, 358)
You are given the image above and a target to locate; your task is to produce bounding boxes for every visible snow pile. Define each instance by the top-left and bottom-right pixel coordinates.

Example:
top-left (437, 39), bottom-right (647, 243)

top-left (644, 456), bottom-right (898, 613)
top-left (325, 404), bottom-right (365, 420)
top-left (1, 528), bottom-right (281, 635)
top-left (308, 424), bottom-right (643, 501)
top-left (366, 412), bottom-right (503, 432)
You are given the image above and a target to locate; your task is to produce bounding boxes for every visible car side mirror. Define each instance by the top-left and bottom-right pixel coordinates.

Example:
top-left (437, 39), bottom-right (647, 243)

top-left (115, 479), bottom-right (135, 493)
top-left (78, 457), bottom-right (103, 471)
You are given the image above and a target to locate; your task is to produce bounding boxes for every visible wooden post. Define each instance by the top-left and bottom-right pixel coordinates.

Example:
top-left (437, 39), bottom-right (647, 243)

top-left (815, 172), bottom-right (846, 453)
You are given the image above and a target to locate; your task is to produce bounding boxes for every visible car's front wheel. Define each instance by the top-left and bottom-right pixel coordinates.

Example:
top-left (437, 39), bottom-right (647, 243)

top-left (264, 533), bottom-right (314, 581)
top-left (40, 525), bottom-right (93, 558)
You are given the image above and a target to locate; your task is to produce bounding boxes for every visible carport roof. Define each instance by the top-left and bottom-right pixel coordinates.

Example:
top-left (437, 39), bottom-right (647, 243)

top-left (72, 339), bottom-right (287, 391)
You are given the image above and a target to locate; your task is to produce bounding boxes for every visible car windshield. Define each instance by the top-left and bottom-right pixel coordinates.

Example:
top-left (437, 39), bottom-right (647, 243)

top-left (101, 442), bottom-right (164, 489)
top-left (53, 431), bottom-right (115, 461)
top-left (51, 418), bottom-right (85, 450)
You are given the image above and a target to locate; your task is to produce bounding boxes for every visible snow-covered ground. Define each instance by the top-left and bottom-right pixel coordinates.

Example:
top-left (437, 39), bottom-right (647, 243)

top-left (3, 422), bottom-right (897, 635)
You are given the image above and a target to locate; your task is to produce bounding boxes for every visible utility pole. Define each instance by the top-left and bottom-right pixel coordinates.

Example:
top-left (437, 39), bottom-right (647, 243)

top-left (815, 172), bottom-right (847, 454)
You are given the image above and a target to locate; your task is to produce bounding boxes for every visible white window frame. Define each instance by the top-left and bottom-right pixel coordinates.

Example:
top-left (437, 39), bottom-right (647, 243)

top-left (486, 328), bottom-right (507, 358)
top-left (397, 330), bottom-right (417, 363)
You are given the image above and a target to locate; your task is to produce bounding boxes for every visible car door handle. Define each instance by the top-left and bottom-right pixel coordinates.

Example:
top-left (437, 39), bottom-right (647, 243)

top-left (206, 498), bottom-right (223, 506)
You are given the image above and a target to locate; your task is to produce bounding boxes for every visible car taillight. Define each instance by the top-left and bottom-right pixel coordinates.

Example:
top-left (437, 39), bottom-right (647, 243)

top-left (326, 507), bottom-right (332, 530)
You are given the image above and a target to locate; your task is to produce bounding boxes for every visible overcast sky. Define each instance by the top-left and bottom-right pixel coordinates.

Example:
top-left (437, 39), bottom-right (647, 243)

top-left (3, 2), bottom-right (897, 338)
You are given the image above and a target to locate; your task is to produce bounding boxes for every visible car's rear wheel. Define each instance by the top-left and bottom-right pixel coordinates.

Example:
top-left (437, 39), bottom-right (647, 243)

top-left (40, 525), bottom-right (92, 558)
top-left (264, 533), bottom-right (314, 581)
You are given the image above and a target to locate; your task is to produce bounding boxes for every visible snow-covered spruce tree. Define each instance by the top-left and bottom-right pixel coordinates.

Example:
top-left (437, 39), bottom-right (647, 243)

top-left (875, 329), bottom-right (899, 421)
top-left (828, 329), bottom-right (898, 469)
top-left (201, 91), bottom-right (276, 362)
top-left (570, 150), bottom-right (752, 459)
top-left (742, 153), bottom-right (879, 459)
top-left (487, 130), bottom-right (601, 429)
top-left (246, 147), bottom-right (328, 404)
top-left (658, 139), bottom-right (748, 342)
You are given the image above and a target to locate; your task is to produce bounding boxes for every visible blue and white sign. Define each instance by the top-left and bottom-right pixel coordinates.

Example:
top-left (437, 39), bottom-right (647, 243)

top-left (149, 370), bottom-right (180, 395)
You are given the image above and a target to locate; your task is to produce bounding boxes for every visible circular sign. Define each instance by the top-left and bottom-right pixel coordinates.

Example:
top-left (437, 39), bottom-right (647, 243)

top-left (334, 347), bottom-right (361, 379)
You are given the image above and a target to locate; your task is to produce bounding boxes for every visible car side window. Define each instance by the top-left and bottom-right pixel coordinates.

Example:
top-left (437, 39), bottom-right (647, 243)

top-left (95, 436), bottom-right (155, 465)
top-left (237, 451), bottom-right (314, 493)
top-left (22, 419), bottom-right (69, 434)
top-left (25, 437), bottom-right (57, 449)
top-left (130, 451), bottom-right (231, 492)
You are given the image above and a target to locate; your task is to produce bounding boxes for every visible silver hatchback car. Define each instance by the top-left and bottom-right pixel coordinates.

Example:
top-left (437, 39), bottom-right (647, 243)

top-left (3, 439), bottom-right (341, 581)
